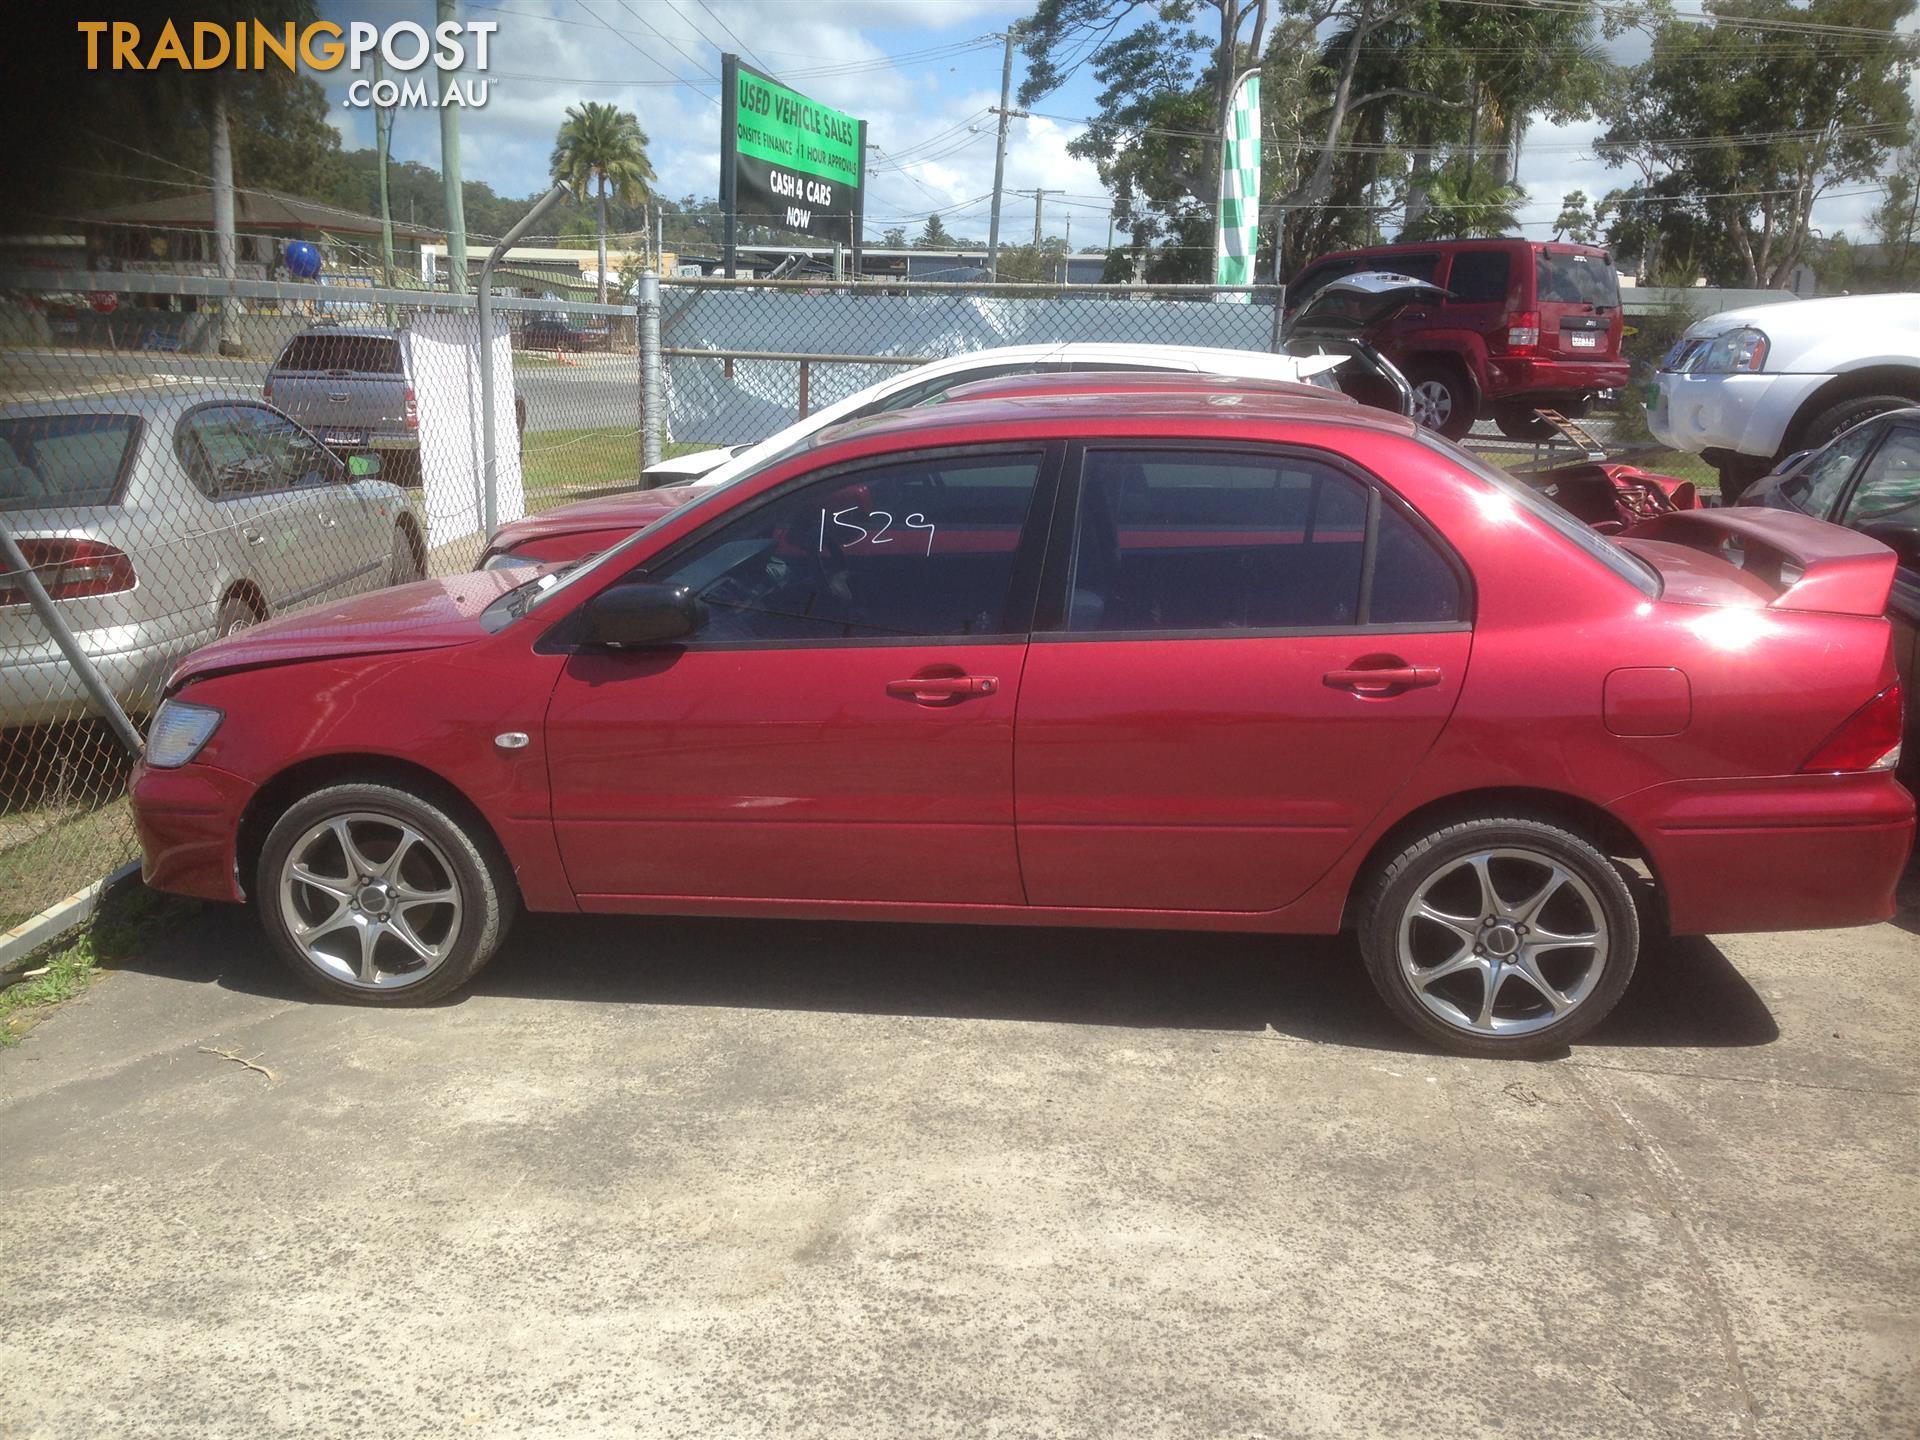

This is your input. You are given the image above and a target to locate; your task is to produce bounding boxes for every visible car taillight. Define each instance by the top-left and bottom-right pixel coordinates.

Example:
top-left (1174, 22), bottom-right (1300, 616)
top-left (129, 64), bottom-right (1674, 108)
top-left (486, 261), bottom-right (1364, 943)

top-left (404, 386), bottom-right (419, 430)
top-left (1498, 311), bottom-right (1540, 353)
top-left (1801, 683), bottom-right (1904, 773)
top-left (262, 377), bottom-right (273, 402)
top-left (0, 539), bottom-right (137, 605)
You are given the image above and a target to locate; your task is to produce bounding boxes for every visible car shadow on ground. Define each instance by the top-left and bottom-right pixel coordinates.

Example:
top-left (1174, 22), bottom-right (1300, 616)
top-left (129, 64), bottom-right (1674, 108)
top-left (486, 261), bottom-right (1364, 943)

top-left (123, 902), bottom-right (1779, 1057)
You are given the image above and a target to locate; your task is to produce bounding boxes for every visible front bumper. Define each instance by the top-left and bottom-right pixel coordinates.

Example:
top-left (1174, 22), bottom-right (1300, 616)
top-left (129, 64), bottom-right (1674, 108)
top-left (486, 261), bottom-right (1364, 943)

top-left (1615, 771), bottom-right (1914, 934)
top-left (130, 759), bottom-right (256, 903)
top-left (1648, 370), bottom-right (1832, 459)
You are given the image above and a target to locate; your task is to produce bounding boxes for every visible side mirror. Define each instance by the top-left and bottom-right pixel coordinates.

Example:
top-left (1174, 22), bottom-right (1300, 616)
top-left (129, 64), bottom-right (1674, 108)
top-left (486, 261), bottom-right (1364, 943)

top-left (1860, 520), bottom-right (1920, 569)
top-left (581, 581), bottom-right (708, 647)
top-left (347, 453), bottom-right (382, 479)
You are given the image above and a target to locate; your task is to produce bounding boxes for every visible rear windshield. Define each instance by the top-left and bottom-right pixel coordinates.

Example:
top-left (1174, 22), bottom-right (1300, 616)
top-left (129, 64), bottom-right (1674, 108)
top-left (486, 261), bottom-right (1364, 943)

top-left (1416, 431), bottom-right (1659, 597)
top-left (273, 334), bottom-right (403, 374)
top-left (0, 415), bottom-right (140, 511)
top-left (1535, 250), bottom-right (1619, 307)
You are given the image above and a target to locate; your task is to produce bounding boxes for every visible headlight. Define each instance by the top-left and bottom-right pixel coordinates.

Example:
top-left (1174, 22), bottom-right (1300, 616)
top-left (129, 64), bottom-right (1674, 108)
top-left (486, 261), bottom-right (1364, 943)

top-left (1690, 326), bottom-right (1770, 374)
top-left (482, 550), bottom-right (541, 572)
top-left (146, 700), bottom-right (222, 768)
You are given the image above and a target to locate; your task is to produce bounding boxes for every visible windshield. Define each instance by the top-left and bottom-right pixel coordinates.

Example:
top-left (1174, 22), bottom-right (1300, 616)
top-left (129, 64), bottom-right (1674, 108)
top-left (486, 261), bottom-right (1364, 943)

top-left (520, 430), bottom-right (822, 612)
top-left (1417, 432), bottom-right (1660, 597)
top-left (1535, 250), bottom-right (1619, 308)
top-left (0, 414), bottom-right (139, 510)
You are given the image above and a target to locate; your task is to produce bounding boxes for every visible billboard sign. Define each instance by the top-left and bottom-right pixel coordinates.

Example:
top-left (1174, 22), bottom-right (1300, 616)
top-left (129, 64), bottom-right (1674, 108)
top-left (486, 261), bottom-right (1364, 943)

top-left (721, 55), bottom-right (865, 271)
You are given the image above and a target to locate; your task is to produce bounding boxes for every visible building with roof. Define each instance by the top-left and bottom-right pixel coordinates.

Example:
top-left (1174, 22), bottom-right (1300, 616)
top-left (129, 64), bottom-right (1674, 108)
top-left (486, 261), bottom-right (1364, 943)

top-left (85, 188), bottom-right (438, 281)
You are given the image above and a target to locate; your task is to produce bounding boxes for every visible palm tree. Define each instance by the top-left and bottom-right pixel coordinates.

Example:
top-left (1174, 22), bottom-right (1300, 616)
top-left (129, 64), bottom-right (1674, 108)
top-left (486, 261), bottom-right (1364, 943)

top-left (1399, 160), bottom-right (1524, 241)
top-left (550, 103), bottom-right (655, 303)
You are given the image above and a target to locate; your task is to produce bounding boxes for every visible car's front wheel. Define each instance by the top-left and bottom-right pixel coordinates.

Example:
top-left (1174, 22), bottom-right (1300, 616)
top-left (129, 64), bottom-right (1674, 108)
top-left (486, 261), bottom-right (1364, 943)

top-left (257, 782), bottom-right (516, 1004)
top-left (1357, 816), bottom-right (1639, 1057)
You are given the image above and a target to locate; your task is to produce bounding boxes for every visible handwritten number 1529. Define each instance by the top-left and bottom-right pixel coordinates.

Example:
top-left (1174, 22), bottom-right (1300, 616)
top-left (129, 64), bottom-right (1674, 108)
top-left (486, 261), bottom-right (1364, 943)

top-left (820, 507), bottom-right (935, 556)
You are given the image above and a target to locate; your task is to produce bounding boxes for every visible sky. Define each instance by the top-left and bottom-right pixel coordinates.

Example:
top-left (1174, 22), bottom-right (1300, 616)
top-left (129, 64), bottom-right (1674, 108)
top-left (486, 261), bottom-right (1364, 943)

top-left (313, 0), bottom-right (1901, 250)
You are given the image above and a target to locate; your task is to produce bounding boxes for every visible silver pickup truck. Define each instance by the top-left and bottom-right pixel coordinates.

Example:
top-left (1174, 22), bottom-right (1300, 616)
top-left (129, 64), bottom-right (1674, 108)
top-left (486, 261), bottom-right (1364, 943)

top-left (264, 325), bottom-right (421, 485)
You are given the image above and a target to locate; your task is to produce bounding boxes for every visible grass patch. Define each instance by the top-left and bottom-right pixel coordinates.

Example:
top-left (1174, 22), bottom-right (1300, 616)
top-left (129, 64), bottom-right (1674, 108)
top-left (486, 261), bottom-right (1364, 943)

top-left (0, 798), bottom-right (137, 934)
top-left (521, 427), bottom-right (707, 511)
top-left (0, 883), bottom-right (195, 1046)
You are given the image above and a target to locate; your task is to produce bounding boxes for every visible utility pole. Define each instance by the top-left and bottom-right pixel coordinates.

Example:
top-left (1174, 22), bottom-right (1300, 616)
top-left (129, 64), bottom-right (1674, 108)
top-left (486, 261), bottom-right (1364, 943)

top-left (437, 0), bottom-right (468, 292)
top-left (372, 52), bottom-right (395, 291)
top-left (1028, 188), bottom-right (1063, 247)
top-left (986, 27), bottom-right (1021, 280)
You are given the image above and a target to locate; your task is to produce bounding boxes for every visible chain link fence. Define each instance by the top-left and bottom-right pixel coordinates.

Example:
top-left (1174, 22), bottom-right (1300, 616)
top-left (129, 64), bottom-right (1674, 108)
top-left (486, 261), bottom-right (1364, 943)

top-left (0, 267), bottom-right (1312, 936)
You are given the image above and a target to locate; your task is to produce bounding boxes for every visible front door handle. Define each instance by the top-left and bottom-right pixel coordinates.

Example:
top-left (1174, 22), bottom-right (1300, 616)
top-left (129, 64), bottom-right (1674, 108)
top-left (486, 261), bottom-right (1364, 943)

top-left (1324, 665), bottom-right (1443, 694)
top-left (886, 674), bottom-right (999, 704)
top-left (243, 529), bottom-right (267, 546)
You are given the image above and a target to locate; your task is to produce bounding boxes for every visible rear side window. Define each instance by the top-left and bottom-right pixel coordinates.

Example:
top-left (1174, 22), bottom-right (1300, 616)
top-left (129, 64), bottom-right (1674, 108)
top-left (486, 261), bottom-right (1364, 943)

top-left (0, 415), bottom-right (139, 510)
top-left (1535, 250), bottom-right (1619, 306)
top-left (273, 334), bottom-right (403, 374)
top-left (1063, 449), bottom-right (1461, 632)
top-left (1447, 251), bottom-right (1512, 304)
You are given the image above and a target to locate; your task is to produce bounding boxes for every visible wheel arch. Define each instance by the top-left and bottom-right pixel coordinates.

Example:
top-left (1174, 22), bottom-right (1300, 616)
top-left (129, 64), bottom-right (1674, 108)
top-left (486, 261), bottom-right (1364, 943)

top-left (236, 752), bottom-right (516, 905)
top-left (1402, 348), bottom-right (1485, 412)
top-left (1782, 364), bottom-right (1920, 451)
top-left (219, 578), bottom-right (268, 623)
top-left (395, 512), bottom-right (426, 570)
top-left (1337, 785), bottom-right (1660, 931)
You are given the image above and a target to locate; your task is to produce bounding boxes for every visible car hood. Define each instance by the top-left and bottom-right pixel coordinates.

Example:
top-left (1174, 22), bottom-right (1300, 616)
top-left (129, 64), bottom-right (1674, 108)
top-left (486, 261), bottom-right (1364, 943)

top-left (488, 485), bottom-right (702, 552)
top-left (167, 569), bottom-right (526, 689)
top-left (643, 446), bottom-right (741, 481)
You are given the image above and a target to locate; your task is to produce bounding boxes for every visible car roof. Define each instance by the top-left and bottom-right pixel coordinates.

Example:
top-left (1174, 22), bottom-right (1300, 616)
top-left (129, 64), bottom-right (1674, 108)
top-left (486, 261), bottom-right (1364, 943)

top-left (0, 391), bottom-right (262, 422)
top-left (813, 387), bottom-right (1417, 450)
top-left (1305, 238), bottom-right (1609, 263)
top-left (289, 325), bottom-right (401, 338)
top-left (938, 369), bottom-right (1358, 408)
top-left (912, 342), bottom-right (1313, 375)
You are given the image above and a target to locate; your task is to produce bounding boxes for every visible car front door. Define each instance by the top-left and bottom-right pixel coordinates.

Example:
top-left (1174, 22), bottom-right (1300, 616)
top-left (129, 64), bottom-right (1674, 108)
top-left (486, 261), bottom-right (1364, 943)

top-left (1834, 421), bottom-right (1920, 746)
top-left (1013, 444), bottom-right (1472, 913)
top-left (542, 446), bottom-right (1056, 907)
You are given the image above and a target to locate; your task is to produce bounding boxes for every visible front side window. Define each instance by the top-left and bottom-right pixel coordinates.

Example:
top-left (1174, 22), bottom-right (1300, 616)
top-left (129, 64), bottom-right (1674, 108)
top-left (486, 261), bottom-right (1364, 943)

top-left (1782, 422), bottom-right (1879, 517)
top-left (1063, 449), bottom-right (1462, 633)
top-left (177, 405), bottom-right (339, 498)
top-left (1839, 427), bottom-right (1920, 527)
top-left (645, 451), bottom-right (1045, 642)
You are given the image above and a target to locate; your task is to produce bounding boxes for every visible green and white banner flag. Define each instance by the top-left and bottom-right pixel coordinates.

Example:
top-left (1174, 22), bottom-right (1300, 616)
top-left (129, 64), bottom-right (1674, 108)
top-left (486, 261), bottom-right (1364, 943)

top-left (1214, 70), bottom-right (1261, 299)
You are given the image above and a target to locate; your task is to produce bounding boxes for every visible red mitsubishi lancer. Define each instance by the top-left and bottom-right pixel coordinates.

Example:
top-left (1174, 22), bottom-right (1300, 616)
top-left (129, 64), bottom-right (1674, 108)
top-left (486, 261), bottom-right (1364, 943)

top-left (130, 390), bottom-right (1912, 1056)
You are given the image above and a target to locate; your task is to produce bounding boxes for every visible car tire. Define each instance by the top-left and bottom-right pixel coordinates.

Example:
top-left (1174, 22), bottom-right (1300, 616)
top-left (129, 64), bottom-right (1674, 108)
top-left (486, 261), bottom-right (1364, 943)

top-left (1406, 363), bottom-right (1476, 439)
top-left (388, 522), bottom-right (426, 584)
top-left (215, 594), bottom-right (263, 638)
top-left (1493, 407), bottom-right (1555, 441)
top-left (1356, 815), bottom-right (1640, 1058)
top-left (257, 781), bottom-right (517, 1005)
top-left (1798, 392), bottom-right (1917, 454)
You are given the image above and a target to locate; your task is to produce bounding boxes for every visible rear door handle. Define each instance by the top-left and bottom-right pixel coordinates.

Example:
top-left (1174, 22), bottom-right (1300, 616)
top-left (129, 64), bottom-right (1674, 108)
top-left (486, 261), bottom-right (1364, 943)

top-left (243, 529), bottom-right (266, 546)
top-left (886, 674), bottom-right (998, 703)
top-left (1324, 665), bottom-right (1442, 694)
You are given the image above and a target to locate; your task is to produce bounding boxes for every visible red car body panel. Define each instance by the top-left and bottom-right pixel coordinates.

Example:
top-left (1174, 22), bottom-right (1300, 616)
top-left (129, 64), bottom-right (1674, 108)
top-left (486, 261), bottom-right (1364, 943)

top-left (133, 394), bottom-right (1913, 942)
top-left (479, 486), bottom-right (700, 568)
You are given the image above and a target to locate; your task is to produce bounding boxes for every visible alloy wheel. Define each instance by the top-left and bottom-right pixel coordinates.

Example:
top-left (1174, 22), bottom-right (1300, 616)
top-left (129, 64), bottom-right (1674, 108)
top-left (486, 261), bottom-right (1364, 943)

top-left (1412, 379), bottom-right (1454, 430)
top-left (278, 811), bottom-right (464, 990)
top-left (1396, 846), bottom-right (1609, 1037)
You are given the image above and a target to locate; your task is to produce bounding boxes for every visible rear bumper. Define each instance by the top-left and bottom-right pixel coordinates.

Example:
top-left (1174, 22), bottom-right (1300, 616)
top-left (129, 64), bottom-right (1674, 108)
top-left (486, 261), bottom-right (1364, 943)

top-left (1484, 357), bottom-right (1629, 401)
top-left (130, 759), bottom-right (254, 903)
top-left (1616, 771), bottom-right (1914, 934)
top-left (0, 631), bottom-right (204, 728)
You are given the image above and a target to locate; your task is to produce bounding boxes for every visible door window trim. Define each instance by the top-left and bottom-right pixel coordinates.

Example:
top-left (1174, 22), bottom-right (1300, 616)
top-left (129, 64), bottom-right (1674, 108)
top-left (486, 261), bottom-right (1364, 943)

top-left (537, 440), bottom-right (1066, 654)
top-left (1030, 438), bottom-right (1476, 643)
top-left (173, 399), bottom-right (345, 502)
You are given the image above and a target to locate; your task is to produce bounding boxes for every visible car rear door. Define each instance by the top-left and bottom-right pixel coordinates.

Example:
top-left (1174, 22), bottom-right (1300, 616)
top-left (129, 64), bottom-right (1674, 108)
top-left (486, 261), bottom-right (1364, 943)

top-left (1533, 247), bottom-right (1621, 361)
top-left (542, 445), bottom-right (1058, 907)
top-left (1013, 443), bottom-right (1472, 913)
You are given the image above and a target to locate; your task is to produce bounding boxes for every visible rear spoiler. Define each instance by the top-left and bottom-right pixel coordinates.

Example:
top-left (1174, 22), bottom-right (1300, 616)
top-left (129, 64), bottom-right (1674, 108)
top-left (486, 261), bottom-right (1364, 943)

top-left (1624, 507), bottom-right (1897, 617)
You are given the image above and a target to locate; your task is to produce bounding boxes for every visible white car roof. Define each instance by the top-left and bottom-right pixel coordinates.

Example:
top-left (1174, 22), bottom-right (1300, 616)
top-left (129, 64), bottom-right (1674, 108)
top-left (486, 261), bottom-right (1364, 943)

top-left (683, 343), bottom-right (1337, 486)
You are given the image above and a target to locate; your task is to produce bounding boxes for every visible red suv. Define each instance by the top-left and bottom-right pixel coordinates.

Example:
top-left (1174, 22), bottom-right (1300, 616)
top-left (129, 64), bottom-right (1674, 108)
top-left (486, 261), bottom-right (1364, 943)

top-left (1286, 239), bottom-right (1628, 440)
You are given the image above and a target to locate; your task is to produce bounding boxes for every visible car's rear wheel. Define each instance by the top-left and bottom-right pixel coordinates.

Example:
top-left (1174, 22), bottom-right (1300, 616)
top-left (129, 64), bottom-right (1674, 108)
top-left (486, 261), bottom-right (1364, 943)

top-left (257, 782), bottom-right (515, 1005)
top-left (1493, 407), bottom-right (1554, 441)
top-left (1406, 363), bottom-right (1476, 439)
top-left (1356, 816), bottom-right (1639, 1058)
top-left (215, 594), bottom-right (263, 638)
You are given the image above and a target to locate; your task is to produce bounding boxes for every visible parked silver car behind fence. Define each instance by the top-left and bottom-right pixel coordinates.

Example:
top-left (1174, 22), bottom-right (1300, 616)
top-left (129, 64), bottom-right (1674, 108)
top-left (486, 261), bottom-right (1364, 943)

top-left (0, 392), bottom-right (428, 729)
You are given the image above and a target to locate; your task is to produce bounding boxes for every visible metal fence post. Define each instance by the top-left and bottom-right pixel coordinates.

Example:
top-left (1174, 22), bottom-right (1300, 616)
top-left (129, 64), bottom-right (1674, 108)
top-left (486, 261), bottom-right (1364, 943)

top-left (0, 521), bottom-right (143, 759)
top-left (640, 272), bottom-right (663, 472)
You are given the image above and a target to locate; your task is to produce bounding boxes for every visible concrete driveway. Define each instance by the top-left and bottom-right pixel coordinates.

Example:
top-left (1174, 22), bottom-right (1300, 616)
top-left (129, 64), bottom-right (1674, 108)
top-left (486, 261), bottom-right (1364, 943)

top-left (2, 886), bottom-right (1916, 1439)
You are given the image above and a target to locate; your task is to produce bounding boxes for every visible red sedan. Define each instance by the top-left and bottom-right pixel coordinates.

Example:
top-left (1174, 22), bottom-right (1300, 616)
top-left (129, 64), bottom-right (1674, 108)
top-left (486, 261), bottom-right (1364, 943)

top-left (131, 391), bottom-right (1912, 1057)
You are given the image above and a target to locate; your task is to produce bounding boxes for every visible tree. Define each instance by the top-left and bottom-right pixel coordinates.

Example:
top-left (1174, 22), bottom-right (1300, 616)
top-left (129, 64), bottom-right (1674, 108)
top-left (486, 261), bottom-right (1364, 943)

top-left (881, 226), bottom-right (909, 248)
top-left (1396, 159), bottom-right (1522, 240)
top-left (1814, 231), bottom-right (1856, 292)
top-left (550, 102), bottom-right (656, 303)
top-left (917, 214), bottom-right (955, 248)
top-left (1872, 142), bottom-right (1920, 284)
top-left (996, 238), bottom-right (1071, 282)
top-left (1553, 190), bottom-right (1600, 243)
top-left (1598, 0), bottom-right (1917, 288)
